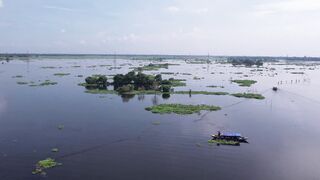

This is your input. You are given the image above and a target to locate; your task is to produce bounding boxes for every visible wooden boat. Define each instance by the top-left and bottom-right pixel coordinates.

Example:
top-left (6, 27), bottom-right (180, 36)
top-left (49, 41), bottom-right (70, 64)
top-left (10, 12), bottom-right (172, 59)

top-left (211, 132), bottom-right (248, 144)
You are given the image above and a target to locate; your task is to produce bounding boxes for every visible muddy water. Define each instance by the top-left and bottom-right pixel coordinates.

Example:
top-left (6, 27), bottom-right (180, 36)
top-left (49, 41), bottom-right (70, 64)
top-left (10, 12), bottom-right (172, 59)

top-left (0, 56), bottom-right (320, 180)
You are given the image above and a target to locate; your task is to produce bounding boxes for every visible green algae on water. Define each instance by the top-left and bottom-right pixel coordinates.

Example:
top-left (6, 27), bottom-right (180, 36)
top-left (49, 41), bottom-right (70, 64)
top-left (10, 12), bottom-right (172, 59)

top-left (145, 104), bottom-right (221, 115)
top-left (231, 80), bottom-right (257, 87)
top-left (32, 158), bottom-right (62, 175)
top-left (231, 93), bottom-right (265, 100)
top-left (53, 73), bottom-right (70, 76)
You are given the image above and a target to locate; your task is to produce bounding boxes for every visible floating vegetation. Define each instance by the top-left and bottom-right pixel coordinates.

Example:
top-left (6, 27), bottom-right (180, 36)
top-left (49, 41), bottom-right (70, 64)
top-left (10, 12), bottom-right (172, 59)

top-left (99, 64), bottom-right (111, 67)
top-left (32, 158), bottom-right (62, 175)
top-left (71, 65), bottom-right (81, 68)
top-left (174, 91), bottom-right (229, 95)
top-left (53, 73), bottom-right (70, 76)
top-left (231, 80), bottom-right (257, 87)
top-left (12, 75), bottom-right (23, 78)
top-left (207, 85), bottom-right (224, 88)
top-left (284, 67), bottom-right (295, 70)
top-left (163, 78), bottom-right (186, 87)
top-left (152, 121), bottom-right (161, 125)
top-left (231, 93), bottom-right (265, 100)
top-left (135, 63), bottom-right (178, 71)
top-left (291, 72), bottom-right (304, 74)
top-left (145, 104), bottom-right (221, 115)
top-left (208, 139), bottom-right (240, 146)
top-left (182, 73), bottom-right (192, 75)
top-left (17, 81), bottom-right (29, 85)
top-left (41, 66), bottom-right (58, 69)
top-left (193, 76), bottom-right (201, 80)
top-left (186, 59), bottom-right (211, 64)
top-left (39, 80), bottom-right (58, 86)
top-left (160, 72), bottom-right (175, 75)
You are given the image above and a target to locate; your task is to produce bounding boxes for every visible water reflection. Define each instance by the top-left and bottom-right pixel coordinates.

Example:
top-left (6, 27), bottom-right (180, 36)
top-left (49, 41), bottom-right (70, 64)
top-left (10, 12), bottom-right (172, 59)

top-left (0, 96), bottom-right (7, 115)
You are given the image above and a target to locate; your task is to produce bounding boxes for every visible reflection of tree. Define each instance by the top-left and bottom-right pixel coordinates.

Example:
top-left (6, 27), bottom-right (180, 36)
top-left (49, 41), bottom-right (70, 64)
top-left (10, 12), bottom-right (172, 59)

top-left (138, 94), bottom-right (145, 101)
top-left (162, 93), bottom-right (170, 99)
top-left (85, 85), bottom-right (107, 90)
top-left (151, 94), bottom-right (159, 105)
top-left (121, 94), bottom-right (135, 103)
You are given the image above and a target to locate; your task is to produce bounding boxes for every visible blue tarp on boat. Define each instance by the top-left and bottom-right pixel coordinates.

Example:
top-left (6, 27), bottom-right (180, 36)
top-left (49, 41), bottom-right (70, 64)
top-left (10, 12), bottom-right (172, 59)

top-left (222, 132), bottom-right (242, 137)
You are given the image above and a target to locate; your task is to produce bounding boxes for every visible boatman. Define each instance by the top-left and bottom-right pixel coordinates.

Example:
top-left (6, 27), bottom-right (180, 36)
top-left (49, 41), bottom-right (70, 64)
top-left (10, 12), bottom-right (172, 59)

top-left (218, 131), bottom-right (221, 137)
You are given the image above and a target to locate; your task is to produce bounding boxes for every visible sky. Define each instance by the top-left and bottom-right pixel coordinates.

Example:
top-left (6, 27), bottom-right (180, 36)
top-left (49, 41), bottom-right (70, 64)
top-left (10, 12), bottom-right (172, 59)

top-left (0, 0), bottom-right (319, 56)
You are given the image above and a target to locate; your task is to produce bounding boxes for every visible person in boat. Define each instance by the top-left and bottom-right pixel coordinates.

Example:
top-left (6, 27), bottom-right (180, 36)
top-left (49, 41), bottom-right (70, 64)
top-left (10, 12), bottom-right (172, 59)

top-left (217, 131), bottom-right (221, 138)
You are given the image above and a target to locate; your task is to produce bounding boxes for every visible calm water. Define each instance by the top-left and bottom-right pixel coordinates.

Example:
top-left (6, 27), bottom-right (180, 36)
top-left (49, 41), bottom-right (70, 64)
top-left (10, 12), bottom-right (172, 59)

top-left (1, 57), bottom-right (320, 180)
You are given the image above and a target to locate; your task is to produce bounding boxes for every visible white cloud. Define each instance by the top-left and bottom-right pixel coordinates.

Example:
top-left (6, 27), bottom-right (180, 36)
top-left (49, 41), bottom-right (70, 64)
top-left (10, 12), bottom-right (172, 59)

top-left (166, 6), bottom-right (208, 14)
top-left (255, 0), bottom-right (320, 15)
top-left (0, 0), bottom-right (3, 8)
top-left (44, 5), bottom-right (83, 12)
top-left (79, 40), bottom-right (87, 45)
top-left (192, 8), bottom-right (208, 14)
top-left (166, 6), bottom-right (180, 13)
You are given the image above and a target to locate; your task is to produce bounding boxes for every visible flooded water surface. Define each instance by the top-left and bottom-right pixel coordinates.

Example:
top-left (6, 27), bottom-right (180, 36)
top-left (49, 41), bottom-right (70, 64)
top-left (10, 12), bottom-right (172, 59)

top-left (1, 56), bottom-right (320, 180)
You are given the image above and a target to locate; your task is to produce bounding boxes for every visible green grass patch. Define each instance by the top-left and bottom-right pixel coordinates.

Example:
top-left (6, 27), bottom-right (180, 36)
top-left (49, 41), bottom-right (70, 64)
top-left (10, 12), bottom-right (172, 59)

top-left (32, 158), bottom-right (62, 175)
top-left (173, 91), bottom-right (229, 95)
top-left (160, 72), bottom-right (175, 75)
top-left (53, 73), bottom-right (70, 76)
top-left (169, 79), bottom-right (186, 87)
top-left (232, 80), bottom-right (257, 87)
top-left (208, 139), bottom-right (240, 146)
top-left (39, 80), bottom-right (58, 86)
top-left (17, 81), bottom-right (29, 85)
top-left (41, 66), bottom-right (58, 69)
top-left (12, 75), bottom-right (23, 78)
top-left (145, 104), bottom-right (221, 115)
top-left (231, 93), bottom-right (265, 99)
top-left (135, 63), bottom-right (179, 71)
top-left (207, 85), bottom-right (224, 88)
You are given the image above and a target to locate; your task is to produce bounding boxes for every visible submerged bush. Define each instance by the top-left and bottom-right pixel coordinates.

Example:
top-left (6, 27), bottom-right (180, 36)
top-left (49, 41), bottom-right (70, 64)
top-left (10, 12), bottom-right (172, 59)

top-left (85, 75), bottom-right (108, 85)
top-left (161, 85), bottom-right (171, 93)
top-left (117, 84), bottom-right (135, 93)
top-left (113, 71), bottom-right (161, 91)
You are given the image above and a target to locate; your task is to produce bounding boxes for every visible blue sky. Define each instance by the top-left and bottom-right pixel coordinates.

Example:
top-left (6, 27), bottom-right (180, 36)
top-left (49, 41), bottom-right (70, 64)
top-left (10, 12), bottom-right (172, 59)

top-left (0, 0), bottom-right (319, 56)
